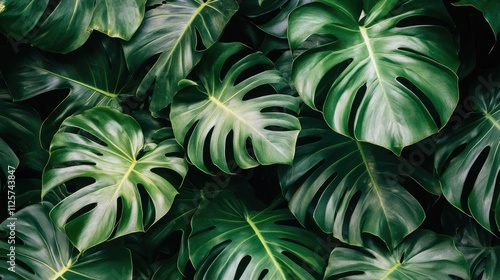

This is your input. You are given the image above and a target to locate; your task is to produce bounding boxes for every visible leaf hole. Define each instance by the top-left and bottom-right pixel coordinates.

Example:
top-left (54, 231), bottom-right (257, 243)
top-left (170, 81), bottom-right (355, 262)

top-left (242, 84), bottom-right (276, 101)
top-left (151, 167), bottom-right (184, 188)
top-left (137, 183), bottom-right (155, 227)
top-left (439, 143), bottom-right (467, 174)
top-left (258, 269), bottom-right (268, 280)
top-left (65, 177), bottom-right (96, 193)
top-left (66, 203), bottom-right (98, 224)
top-left (79, 130), bottom-right (109, 147)
top-left (234, 63), bottom-right (273, 88)
top-left (342, 191), bottom-right (362, 241)
top-left (110, 197), bottom-right (123, 238)
top-left (397, 77), bottom-right (441, 128)
top-left (194, 27), bottom-right (207, 52)
top-left (234, 255), bottom-right (251, 279)
top-left (220, 48), bottom-right (253, 82)
top-left (315, 58), bottom-right (353, 109)
top-left (348, 85), bottom-right (367, 135)
top-left (246, 137), bottom-right (257, 162)
top-left (461, 146), bottom-right (490, 210)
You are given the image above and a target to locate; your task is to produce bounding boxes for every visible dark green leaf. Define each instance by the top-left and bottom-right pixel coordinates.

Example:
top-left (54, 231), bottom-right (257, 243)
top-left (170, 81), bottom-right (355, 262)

top-left (435, 72), bottom-right (500, 232)
top-left (189, 191), bottom-right (326, 280)
top-left (0, 203), bottom-right (133, 279)
top-left (0, 0), bottom-right (146, 53)
top-left (453, 0), bottom-right (500, 41)
top-left (279, 116), bottom-right (440, 249)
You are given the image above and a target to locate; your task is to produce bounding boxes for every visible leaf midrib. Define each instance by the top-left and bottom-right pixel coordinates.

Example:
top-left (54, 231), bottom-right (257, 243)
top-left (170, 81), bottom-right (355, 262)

top-left (32, 65), bottom-right (118, 98)
top-left (246, 216), bottom-right (286, 279)
top-left (355, 141), bottom-right (391, 232)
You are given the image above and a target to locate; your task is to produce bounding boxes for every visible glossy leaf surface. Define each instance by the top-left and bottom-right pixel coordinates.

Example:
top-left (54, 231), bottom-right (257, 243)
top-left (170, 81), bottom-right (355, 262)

top-left (42, 107), bottom-right (188, 251)
top-left (289, 0), bottom-right (459, 154)
top-left (171, 42), bottom-right (300, 174)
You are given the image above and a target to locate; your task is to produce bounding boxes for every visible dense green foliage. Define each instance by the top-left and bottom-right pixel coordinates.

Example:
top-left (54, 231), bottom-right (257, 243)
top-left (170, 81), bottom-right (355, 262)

top-left (0, 0), bottom-right (499, 279)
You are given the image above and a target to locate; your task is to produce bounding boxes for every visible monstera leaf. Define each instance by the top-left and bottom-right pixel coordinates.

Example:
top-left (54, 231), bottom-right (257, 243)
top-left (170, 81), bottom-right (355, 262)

top-left (240, 0), bottom-right (311, 38)
top-left (453, 0), bottom-right (500, 41)
top-left (2, 37), bottom-right (141, 148)
top-left (0, 203), bottom-right (132, 279)
top-left (122, 0), bottom-right (239, 115)
top-left (42, 107), bottom-right (188, 251)
top-left (171, 42), bottom-right (300, 174)
top-left (279, 117), bottom-right (440, 249)
top-left (453, 221), bottom-right (500, 280)
top-left (435, 86), bottom-right (500, 232)
top-left (189, 191), bottom-right (326, 280)
top-left (288, 0), bottom-right (459, 154)
top-left (0, 0), bottom-right (146, 53)
top-left (324, 230), bottom-right (469, 279)
top-left (0, 90), bottom-right (46, 174)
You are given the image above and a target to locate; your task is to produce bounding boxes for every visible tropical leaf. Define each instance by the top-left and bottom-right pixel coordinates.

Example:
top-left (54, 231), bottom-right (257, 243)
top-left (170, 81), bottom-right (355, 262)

top-left (2, 36), bottom-right (141, 149)
top-left (240, 0), bottom-right (312, 38)
top-left (122, 0), bottom-right (239, 115)
top-left (324, 230), bottom-right (469, 279)
top-left (0, 89), bottom-right (46, 173)
top-left (189, 191), bottom-right (326, 280)
top-left (42, 107), bottom-right (188, 251)
top-left (453, 0), bottom-right (500, 41)
top-left (435, 80), bottom-right (500, 232)
top-left (453, 220), bottom-right (500, 280)
top-left (279, 116), bottom-right (440, 249)
top-left (288, 0), bottom-right (459, 154)
top-left (0, 0), bottom-right (146, 53)
top-left (171, 42), bottom-right (300, 174)
top-left (0, 203), bottom-right (133, 279)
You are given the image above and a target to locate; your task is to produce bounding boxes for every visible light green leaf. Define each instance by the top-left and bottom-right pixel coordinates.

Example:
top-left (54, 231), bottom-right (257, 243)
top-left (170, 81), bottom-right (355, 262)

top-left (289, 0), bottom-right (459, 154)
top-left (189, 191), bottom-right (326, 280)
top-left (0, 0), bottom-right (146, 53)
top-left (2, 37), bottom-right (140, 149)
top-left (324, 230), bottom-right (469, 279)
top-left (42, 107), bottom-right (188, 251)
top-left (453, 0), bottom-right (500, 41)
top-left (122, 0), bottom-right (239, 115)
top-left (279, 116), bottom-right (440, 249)
top-left (171, 42), bottom-right (300, 174)
top-left (0, 203), bottom-right (133, 279)
top-left (435, 77), bottom-right (500, 232)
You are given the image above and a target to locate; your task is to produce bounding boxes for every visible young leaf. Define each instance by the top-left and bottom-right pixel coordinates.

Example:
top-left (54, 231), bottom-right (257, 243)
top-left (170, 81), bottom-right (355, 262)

top-left (122, 0), bottom-right (239, 115)
top-left (289, 0), bottom-right (459, 154)
top-left (435, 78), bottom-right (500, 232)
top-left (42, 107), bottom-right (188, 251)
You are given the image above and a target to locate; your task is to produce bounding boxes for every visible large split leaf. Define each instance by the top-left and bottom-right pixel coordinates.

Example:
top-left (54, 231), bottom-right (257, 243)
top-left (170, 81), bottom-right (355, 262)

top-left (122, 0), bottom-right (239, 115)
top-left (453, 0), bottom-right (500, 41)
top-left (0, 203), bottom-right (132, 279)
top-left (324, 230), bottom-right (469, 279)
top-left (435, 79), bottom-right (500, 232)
top-left (279, 117), bottom-right (440, 249)
top-left (288, 0), bottom-right (459, 154)
top-left (2, 37), bottom-right (140, 149)
top-left (0, 0), bottom-right (146, 53)
top-left (0, 89), bottom-right (46, 175)
top-left (189, 191), bottom-right (326, 280)
top-left (171, 42), bottom-right (300, 174)
top-left (42, 107), bottom-right (188, 251)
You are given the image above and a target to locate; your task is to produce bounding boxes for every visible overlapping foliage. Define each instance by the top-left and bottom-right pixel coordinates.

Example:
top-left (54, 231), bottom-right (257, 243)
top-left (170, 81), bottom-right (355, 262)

top-left (0, 0), bottom-right (499, 279)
